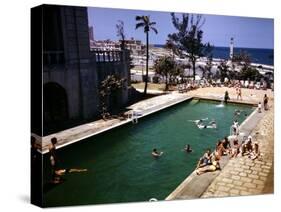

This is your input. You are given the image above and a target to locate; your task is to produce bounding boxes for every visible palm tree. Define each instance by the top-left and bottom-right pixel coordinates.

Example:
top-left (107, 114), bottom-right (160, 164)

top-left (135, 16), bottom-right (158, 95)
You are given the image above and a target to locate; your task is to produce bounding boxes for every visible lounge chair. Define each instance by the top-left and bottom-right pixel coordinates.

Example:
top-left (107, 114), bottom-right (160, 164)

top-left (244, 80), bottom-right (249, 88)
top-left (255, 82), bottom-right (261, 90)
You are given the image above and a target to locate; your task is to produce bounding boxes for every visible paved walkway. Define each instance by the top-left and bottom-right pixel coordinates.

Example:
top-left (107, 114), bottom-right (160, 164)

top-left (201, 104), bottom-right (274, 197)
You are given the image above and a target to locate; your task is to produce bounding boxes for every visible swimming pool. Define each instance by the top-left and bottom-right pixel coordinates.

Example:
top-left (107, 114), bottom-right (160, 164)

top-left (43, 99), bottom-right (254, 206)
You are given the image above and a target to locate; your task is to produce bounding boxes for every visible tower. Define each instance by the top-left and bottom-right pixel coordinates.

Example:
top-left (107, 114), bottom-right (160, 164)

top-left (230, 37), bottom-right (234, 59)
top-left (89, 26), bottom-right (94, 41)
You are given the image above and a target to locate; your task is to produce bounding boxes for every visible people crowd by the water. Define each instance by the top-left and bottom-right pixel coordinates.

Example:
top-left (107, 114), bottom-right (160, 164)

top-left (194, 133), bottom-right (261, 175)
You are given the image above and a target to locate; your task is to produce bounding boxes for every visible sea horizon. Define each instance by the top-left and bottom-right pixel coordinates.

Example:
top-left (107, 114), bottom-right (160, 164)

top-left (153, 44), bottom-right (274, 66)
top-left (153, 44), bottom-right (273, 50)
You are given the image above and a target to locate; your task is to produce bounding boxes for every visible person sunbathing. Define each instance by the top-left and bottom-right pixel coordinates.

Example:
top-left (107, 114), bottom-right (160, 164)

top-left (196, 160), bottom-right (221, 175)
top-left (196, 149), bottom-right (212, 168)
top-left (242, 136), bottom-right (253, 155)
top-left (230, 139), bottom-right (240, 158)
top-left (249, 142), bottom-right (260, 160)
top-left (215, 140), bottom-right (227, 159)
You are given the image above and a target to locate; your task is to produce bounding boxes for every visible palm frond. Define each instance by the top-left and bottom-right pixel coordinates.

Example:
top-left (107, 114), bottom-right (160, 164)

top-left (135, 16), bottom-right (144, 21)
top-left (135, 22), bottom-right (145, 29)
top-left (149, 21), bottom-right (157, 26)
top-left (150, 26), bottom-right (158, 34)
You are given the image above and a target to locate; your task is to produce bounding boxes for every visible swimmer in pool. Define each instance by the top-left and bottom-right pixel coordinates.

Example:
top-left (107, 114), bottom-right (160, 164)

top-left (184, 144), bottom-right (193, 153)
top-left (152, 148), bottom-right (163, 158)
top-left (197, 119), bottom-right (216, 129)
top-left (189, 118), bottom-right (208, 124)
top-left (52, 168), bottom-right (88, 184)
top-left (55, 168), bottom-right (88, 176)
top-left (207, 120), bottom-right (217, 128)
top-left (234, 109), bottom-right (241, 116)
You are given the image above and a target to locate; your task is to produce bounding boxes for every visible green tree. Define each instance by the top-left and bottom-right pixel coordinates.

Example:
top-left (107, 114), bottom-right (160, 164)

top-left (199, 56), bottom-right (213, 79)
top-left (135, 15), bottom-right (158, 95)
top-left (232, 51), bottom-right (261, 81)
top-left (99, 75), bottom-right (126, 119)
top-left (168, 13), bottom-right (212, 80)
top-left (165, 38), bottom-right (179, 59)
top-left (217, 60), bottom-right (230, 83)
top-left (240, 67), bottom-right (261, 81)
top-left (232, 51), bottom-right (251, 71)
top-left (154, 56), bottom-right (182, 90)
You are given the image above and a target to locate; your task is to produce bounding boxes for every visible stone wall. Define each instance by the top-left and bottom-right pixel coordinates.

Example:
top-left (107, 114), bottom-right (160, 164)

top-left (42, 5), bottom-right (131, 134)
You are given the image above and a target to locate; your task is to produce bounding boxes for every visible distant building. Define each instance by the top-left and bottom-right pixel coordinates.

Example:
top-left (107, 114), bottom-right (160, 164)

top-left (123, 37), bottom-right (145, 55)
top-left (91, 40), bottom-right (120, 51)
top-left (230, 37), bottom-right (234, 59)
top-left (89, 26), bottom-right (94, 41)
top-left (90, 37), bottom-right (145, 55)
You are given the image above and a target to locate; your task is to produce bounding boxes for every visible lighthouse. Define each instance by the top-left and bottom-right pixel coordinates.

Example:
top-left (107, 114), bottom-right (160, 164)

top-left (229, 37), bottom-right (234, 59)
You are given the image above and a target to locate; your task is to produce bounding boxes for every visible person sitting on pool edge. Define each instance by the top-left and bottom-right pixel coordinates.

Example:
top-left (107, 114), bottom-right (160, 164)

top-left (196, 158), bottom-right (221, 175)
top-left (184, 144), bottom-right (193, 153)
top-left (249, 142), bottom-right (260, 160)
top-left (196, 149), bottom-right (212, 169)
top-left (152, 148), bottom-right (163, 158)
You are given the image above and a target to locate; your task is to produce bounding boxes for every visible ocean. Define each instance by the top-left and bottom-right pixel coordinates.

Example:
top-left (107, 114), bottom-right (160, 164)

top-left (154, 45), bottom-right (274, 66)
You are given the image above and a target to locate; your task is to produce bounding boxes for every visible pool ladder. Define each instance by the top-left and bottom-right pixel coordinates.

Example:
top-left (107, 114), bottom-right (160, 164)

top-left (131, 110), bottom-right (139, 124)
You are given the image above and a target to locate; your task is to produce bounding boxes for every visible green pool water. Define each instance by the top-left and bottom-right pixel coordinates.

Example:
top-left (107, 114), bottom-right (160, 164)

top-left (43, 99), bottom-right (254, 207)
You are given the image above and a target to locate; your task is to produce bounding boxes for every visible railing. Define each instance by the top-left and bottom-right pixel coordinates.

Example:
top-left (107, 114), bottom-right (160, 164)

top-left (43, 51), bottom-right (65, 65)
top-left (91, 50), bottom-right (129, 63)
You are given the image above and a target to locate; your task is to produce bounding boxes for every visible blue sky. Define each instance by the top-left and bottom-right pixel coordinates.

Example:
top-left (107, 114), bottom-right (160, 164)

top-left (87, 7), bottom-right (274, 49)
